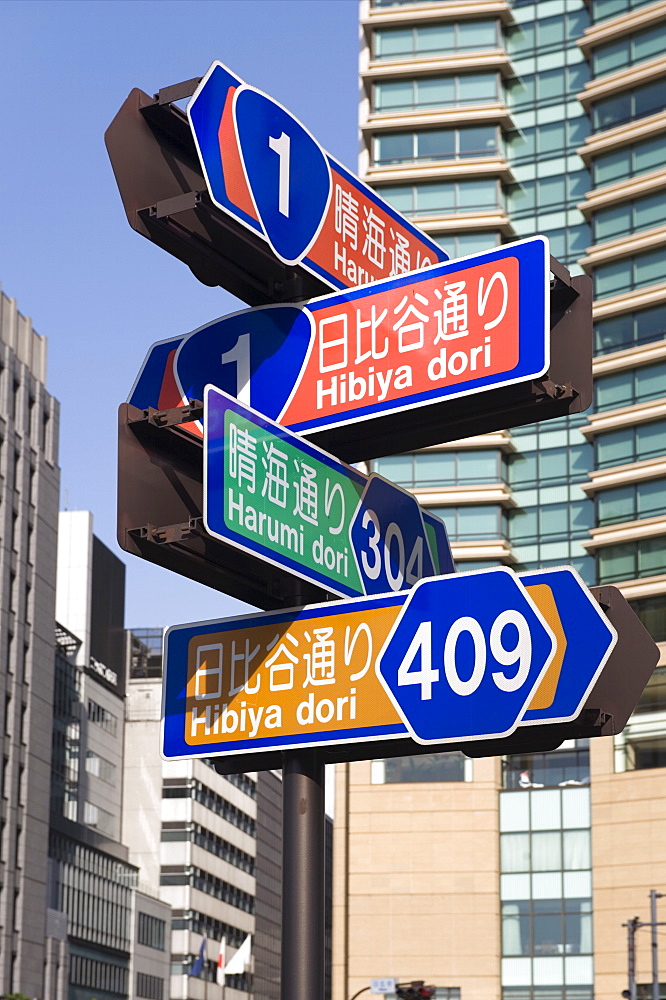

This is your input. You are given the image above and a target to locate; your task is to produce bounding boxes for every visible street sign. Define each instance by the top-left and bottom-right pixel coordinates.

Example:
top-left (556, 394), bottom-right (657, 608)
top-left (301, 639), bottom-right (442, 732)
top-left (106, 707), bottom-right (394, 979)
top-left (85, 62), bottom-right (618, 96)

top-left (375, 568), bottom-right (556, 744)
top-left (371, 980), bottom-right (396, 995)
top-left (163, 567), bottom-right (557, 759)
top-left (161, 565), bottom-right (628, 762)
top-left (204, 384), bottom-right (454, 600)
top-left (127, 237), bottom-right (586, 462)
top-left (188, 61), bottom-right (446, 289)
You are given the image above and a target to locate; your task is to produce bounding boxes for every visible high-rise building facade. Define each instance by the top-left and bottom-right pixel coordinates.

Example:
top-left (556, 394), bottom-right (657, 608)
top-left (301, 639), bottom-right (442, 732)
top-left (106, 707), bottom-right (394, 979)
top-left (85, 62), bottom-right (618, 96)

top-left (333, 4), bottom-right (666, 1000)
top-left (0, 288), bottom-right (60, 997)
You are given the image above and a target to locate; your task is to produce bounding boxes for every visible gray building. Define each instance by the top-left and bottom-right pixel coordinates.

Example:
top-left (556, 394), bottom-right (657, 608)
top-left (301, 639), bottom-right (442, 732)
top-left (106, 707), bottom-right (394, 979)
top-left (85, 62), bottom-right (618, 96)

top-left (125, 628), bottom-right (333, 1000)
top-left (0, 288), bottom-right (60, 997)
top-left (50, 512), bottom-right (171, 1000)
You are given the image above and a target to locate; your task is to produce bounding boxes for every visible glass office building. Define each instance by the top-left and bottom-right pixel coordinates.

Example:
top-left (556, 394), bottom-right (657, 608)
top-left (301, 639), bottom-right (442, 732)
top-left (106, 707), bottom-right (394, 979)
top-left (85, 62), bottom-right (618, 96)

top-left (333, 5), bottom-right (666, 1000)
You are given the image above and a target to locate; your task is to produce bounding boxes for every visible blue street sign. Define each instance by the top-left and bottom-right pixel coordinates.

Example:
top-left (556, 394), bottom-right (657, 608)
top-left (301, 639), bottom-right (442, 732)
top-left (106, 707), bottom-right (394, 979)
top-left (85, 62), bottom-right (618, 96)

top-left (350, 476), bottom-right (435, 597)
top-left (204, 385), bottom-right (454, 602)
top-left (376, 568), bottom-right (557, 744)
top-left (160, 565), bottom-right (620, 761)
top-left (187, 61), bottom-right (446, 289)
top-left (128, 238), bottom-right (550, 445)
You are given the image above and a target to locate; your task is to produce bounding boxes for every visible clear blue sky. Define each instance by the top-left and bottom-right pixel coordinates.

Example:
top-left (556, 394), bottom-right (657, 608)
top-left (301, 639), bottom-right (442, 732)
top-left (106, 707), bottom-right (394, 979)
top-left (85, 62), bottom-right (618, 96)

top-left (0, 0), bottom-right (359, 627)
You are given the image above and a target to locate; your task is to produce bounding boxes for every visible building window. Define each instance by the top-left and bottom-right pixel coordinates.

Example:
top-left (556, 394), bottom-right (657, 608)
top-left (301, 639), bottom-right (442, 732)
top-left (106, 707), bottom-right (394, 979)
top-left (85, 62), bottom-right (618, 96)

top-left (593, 191), bottom-right (666, 244)
top-left (83, 800), bottom-right (116, 837)
top-left (625, 736), bottom-right (666, 771)
top-left (85, 750), bottom-right (116, 784)
top-left (373, 20), bottom-right (498, 60)
top-left (162, 778), bottom-right (256, 835)
top-left (508, 440), bottom-right (593, 487)
top-left (138, 912), bottom-right (166, 950)
top-left (596, 420), bottom-right (666, 469)
top-left (594, 360), bottom-right (666, 410)
top-left (592, 24), bottom-right (664, 76)
top-left (87, 699), bottom-right (117, 736)
top-left (503, 742), bottom-right (590, 790)
top-left (373, 449), bottom-right (503, 488)
top-left (373, 73), bottom-right (499, 112)
top-left (372, 752), bottom-right (469, 784)
top-left (424, 504), bottom-right (504, 540)
top-left (590, 0), bottom-right (653, 21)
top-left (161, 821), bottom-right (255, 874)
top-left (70, 954), bottom-right (129, 994)
top-left (594, 304), bottom-right (666, 355)
top-left (629, 595), bottom-right (666, 643)
top-left (632, 666), bottom-right (666, 714)
top-left (506, 11), bottom-right (589, 55)
top-left (506, 65), bottom-right (589, 109)
top-left (592, 134), bottom-right (666, 187)
top-left (505, 119), bottom-right (589, 164)
top-left (373, 125), bottom-right (499, 165)
top-left (596, 479), bottom-right (665, 526)
top-left (500, 788), bottom-right (593, 992)
top-left (509, 502), bottom-right (593, 546)
top-left (160, 866), bottom-right (255, 913)
top-left (433, 232), bottom-right (501, 258)
top-left (170, 909), bottom-right (247, 949)
top-left (597, 538), bottom-right (666, 584)
top-left (379, 178), bottom-right (500, 216)
top-left (506, 172), bottom-right (589, 217)
top-left (137, 972), bottom-right (164, 999)
top-left (592, 79), bottom-right (666, 132)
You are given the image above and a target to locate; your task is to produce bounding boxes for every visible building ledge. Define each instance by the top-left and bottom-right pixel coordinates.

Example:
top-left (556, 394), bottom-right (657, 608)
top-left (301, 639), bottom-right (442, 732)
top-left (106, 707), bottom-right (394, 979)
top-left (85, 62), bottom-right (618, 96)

top-left (579, 227), bottom-right (666, 270)
top-left (582, 514), bottom-right (666, 551)
top-left (581, 396), bottom-right (666, 438)
top-left (362, 102), bottom-right (516, 131)
top-left (360, 0), bottom-right (515, 29)
top-left (581, 456), bottom-right (666, 495)
top-left (363, 50), bottom-right (513, 80)
top-left (576, 56), bottom-right (666, 109)
top-left (578, 168), bottom-right (666, 216)
top-left (614, 574), bottom-right (666, 601)
top-left (593, 338), bottom-right (666, 377)
top-left (450, 537), bottom-right (515, 563)
top-left (427, 430), bottom-right (517, 452)
top-left (414, 482), bottom-right (515, 506)
top-left (365, 155), bottom-right (514, 184)
top-left (414, 209), bottom-right (514, 236)
top-left (592, 280), bottom-right (666, 320)
top-left (577, 110), bottom-right (666, 162)
top-left (577, 1), bottom-right (666, 54)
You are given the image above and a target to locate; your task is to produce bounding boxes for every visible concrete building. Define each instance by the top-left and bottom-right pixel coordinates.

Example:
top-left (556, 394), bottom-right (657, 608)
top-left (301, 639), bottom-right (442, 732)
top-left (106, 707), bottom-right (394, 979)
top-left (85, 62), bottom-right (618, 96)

top-left (124, 627), bottom-right (335, 1000)
top-left (333, 4), bottom-right (666, 1000)
top-left (124, 628), bottom-right (280, 1000)
top-left (51, 512), bottom-right (171, 1000)
top-left (0, 288), bottom-right (60, 997)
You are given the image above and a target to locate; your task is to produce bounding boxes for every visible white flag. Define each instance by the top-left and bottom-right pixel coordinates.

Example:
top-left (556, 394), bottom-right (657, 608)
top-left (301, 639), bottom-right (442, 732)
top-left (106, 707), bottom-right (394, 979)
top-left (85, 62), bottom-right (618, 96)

top-left (224, 934), bottom-right (252, 976)
top-left (216, 937), bottom-right (227, 987)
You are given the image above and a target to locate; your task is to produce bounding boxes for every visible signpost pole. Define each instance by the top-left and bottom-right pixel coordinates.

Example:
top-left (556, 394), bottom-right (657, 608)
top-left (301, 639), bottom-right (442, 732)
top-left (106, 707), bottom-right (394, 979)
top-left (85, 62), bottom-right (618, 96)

top-left (281, 748), bottom-right (325, 1000)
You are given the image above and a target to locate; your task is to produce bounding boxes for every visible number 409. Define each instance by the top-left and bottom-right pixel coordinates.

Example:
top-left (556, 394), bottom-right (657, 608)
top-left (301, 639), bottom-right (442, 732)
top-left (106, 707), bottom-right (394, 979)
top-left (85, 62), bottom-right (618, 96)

top-left (397, 611), bottom-right (533, 700)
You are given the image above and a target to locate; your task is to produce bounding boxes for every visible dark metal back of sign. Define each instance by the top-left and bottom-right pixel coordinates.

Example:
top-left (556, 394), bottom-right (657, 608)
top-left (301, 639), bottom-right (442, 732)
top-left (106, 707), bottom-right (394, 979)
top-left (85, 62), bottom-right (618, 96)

top-left (105, 87), bottom-right (328, 305)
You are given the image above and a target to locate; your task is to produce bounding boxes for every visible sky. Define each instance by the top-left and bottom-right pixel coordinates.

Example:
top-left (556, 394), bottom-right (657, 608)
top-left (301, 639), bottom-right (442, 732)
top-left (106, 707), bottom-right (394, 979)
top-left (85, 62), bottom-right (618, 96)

top-left (0, 0), bottom-right (359, 628)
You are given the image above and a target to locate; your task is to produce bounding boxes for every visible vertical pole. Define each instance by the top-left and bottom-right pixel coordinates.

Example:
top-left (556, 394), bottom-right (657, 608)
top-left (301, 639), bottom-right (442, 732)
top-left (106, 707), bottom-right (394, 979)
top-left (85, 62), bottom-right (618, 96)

top-left (281, 749), bottom-right (325, 1000)
top-left (628, 918), bottom-right (638, 1000)
top-left (652, 891), bottom-right (662, 1000)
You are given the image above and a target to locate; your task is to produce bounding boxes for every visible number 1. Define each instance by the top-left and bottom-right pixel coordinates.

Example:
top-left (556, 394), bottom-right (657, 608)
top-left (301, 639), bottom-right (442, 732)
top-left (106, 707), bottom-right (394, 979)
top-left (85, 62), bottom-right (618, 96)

top-left (221, 334), bottom-right (251, 405)
top-left (269, 131), bottom-right (291, 217)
